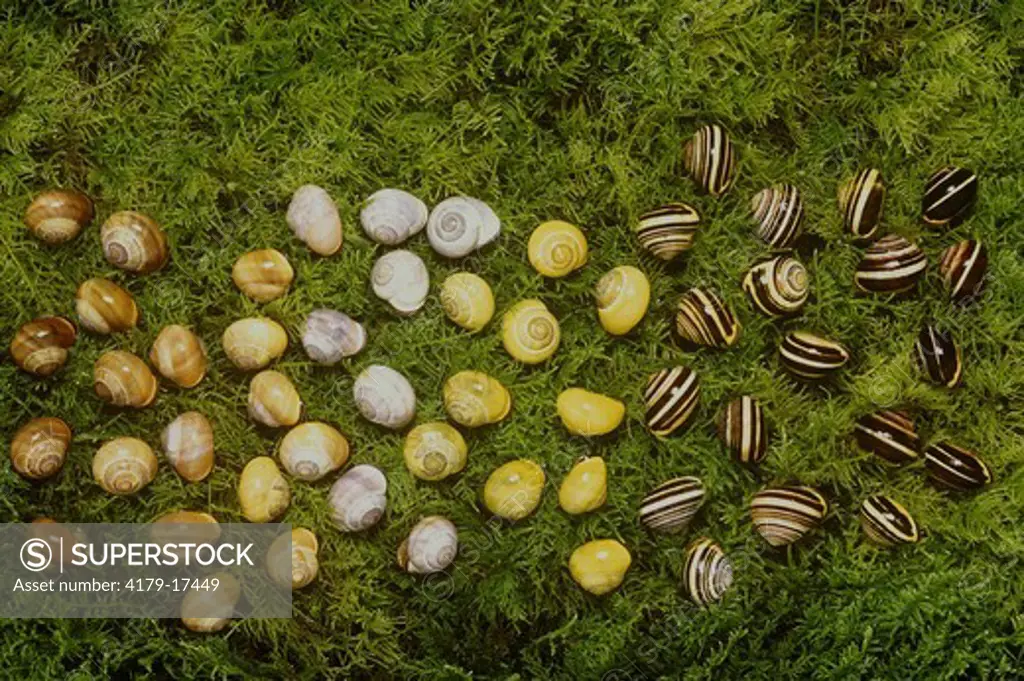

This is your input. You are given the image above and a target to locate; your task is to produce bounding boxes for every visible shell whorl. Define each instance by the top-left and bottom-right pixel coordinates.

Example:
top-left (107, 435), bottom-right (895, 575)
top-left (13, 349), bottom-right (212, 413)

top-left (302, 309), bottom-right (367, 364)
top-left (11, 417), bottom-right (71, 480)
top-left (404, 423), bottom-right (467, 481)
top-left (439, 272), bottom-right (495, 332)
top-left (427, 197), bottom-right (500, 258)
top-left (502, 300), bottom-right (560, 364)
top-left (100, 211), bottom-right (168, 274)
top-left (371, 250), bottom-right (429, 314)
top-left (360, 188), bottom-right (428, 245)
top-left (398, 516), bottom-right (458, 574)
top-left (528, 221), bottom-right (588, 277)
top-left (329, 464), bottom-right (388, 532)
top-left (93, 437), bottom-right (158, 495)
top-left (353, 365), bottom-right (417, 429)
top-left (443, 371), bottom-right (511, 428)
top-left (93, 350), bottom-right (158, 408)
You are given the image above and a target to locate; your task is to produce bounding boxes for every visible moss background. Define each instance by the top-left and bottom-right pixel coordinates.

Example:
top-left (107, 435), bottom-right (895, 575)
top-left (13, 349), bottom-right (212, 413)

top-left (2, 1), bottom-right (1023, 678)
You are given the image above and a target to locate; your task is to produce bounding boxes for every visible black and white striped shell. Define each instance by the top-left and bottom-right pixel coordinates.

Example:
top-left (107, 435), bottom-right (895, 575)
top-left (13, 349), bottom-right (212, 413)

top-left (939, 239), bottom-right (987, 304)
top-left (717, 396), bottom-right (768, 464)
top-left (854, 410), bottom-right (920, 465)
top-left (643, 366), bottom-right (700, 437)
top-left (915, 324), bottom-right (962, 388)
top-left (924, 441), bottom-right (992, 491)
top-left (779, 331), bottom-right (850, 380)
top-left (854, 234), bottom-right (927, 294)
top-left (742, 255), bottom-right (809, 317)
top-left (750, 486), bottom-right (828, 547)
top-left (635, 203), bottom-right (700, 261)
top-left (639, 476), bottom-right (705, 533)
top-left (751, 184), bottom-right (804, 248)
top-left (302, 309), bottom-right (367, 364)
top-left (838, 168), bottom-right (885, 240)
top-left (675, 288), bottom-right (741, 348)
top-left (683, 538), bottom-right (733, 607)
top-left (922, 166), bottom-right (977, 228)
top-left (360, 188), bottom-right (428, 245)
top-left (860, 495), bottom-right (920, 547)
top-left (683, 124), bottom-right (737, 196)
top-left (426, 196), bottom-right (501, 258)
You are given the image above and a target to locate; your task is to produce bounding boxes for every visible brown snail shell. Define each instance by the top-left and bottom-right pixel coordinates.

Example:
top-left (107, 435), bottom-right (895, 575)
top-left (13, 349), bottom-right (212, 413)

top-left (29, 518), bottom-right (82, 570)
top-left (24, 189), bottom-right (94, 244)
top-left (181, 571), bottom-right (240, 632)
top-left (93, 350), bottom-right (158, 408)
top-left (238, 456), bottom-right (290, 522)
top-left (150, 325), bottom-right (207, 388)
top-left (222, 317), bottom-right (288, 370)
top-left (232, 249), bottom-right (294, 302)
top-left (267, 528), bottom-right (320, 590)
top-left (278, 422), bottom-right (350, 481)
top-left (11, 417), bottom-right (71, 481)
top-left (101, 211), bottom-right (169, 274)
top-left (151, 511), bottom-right (221, 549)
top-left (93, 437), bottom-right (158, 495)
top-left (75, 278), bottom-right (139, 334)
top-left (161, 411), bottom-right (214, 482)
top-left (10, 316), bottom-right (77, 376)
top-left (248, 370), bottom-right (302, 427)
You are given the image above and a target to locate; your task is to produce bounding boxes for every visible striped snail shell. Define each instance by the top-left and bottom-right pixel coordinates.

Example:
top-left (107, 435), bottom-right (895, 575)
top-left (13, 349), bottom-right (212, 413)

top-left (426, 196), bottom-right (501, 258)
top-left (101, 211), bottom-right (169, 274)
top-left (915, 324), bottom-right (962, 388)
top-left (161, 411), bottom-right (214, 482)
top-left (286, 184), bottom-right (342, 256)
top-left (527, 220), bottom-right (588, 277)
top-left (860, 495), bottom-right (919, 547)
top-left (939, 239), bottom-right (987, 304)
top-left (483, 459), bottom-right (545, 521)
top-left (10, 316), bottom-right (77, 376)
top-left (854, 234), bottom-right (927, 294)
top-left (779, 331), bottom-right (850, 380)
top-left (93, 350), bottom-right (158, 408)
top-left (750, 486), bottom-right (828, 547)
top-left (675, 288), bottom-right (741, 348)
top-left (922, 166), bottom-right (977, 228)
top-left (683, 538), bottom-right (734, 607)
top-left (751, 184), bottom-right (804, 248)
top-left (558, 456), bottom-right (607, 515)
top-left (404, 422), bottom-right (467, 481)
top-left (75, 278), bottom-right (138, 334)
top-left (302, 309), bottom-right (366, 364)
top-left (360, 188), bottom-right (428, 245)
top-left (838, 168), bottom-right (885, 240)
top-left (222, 317), bottom-right (288, 370)
top-left (150, 325), bottom-right (206, 388)
top-left (502, 299), bottom-right (560, 364)
top-left (568, 539), bottom-right (631, 596)
top-left (238, 456), bottom-right (290, 522)
top-left (854, 409), bottom-right (920, 465)
top-left (639, 476), bottom-right (705, 533)
top-left (371, 249), bottom-right (429, 315)
top-left (683, 124), bottom-right (737, 196)
top-left (10, 417), bottom-right (71, 481)
top-left (279, 422), bottom-right (349, 481)
top-left (232, 249), bottom-right (294, 303)
top-left (93, 437), bottom-right (158, 495)
top-left (328, 464), bottom-right (387, 532)
top-left (556, 388), bottom-right (625, 437)
top-left (248, 370), bottom-right (302, 427)
top-left (181, 571), bottom-right (240, 632)
top-left (717, 396), bottom-right (768, 464)
top-left (742, 255), bottom-right (809, 317)
top-left (635, 203), bottom-right (700, 261)
top-left (267, 528), bottom-right (319, 590)
top-left (353, 365), bottom-right (416, 429)
top-left (595, 265), bottom-right (650, 335)
top-left (924, 441), bottom-right (991, 491)
top-left (397, 516), bottom-right (458, 575)
top-left (439, 272), bottom-right (495, 332)
top-left (644, 366), bottom-right (700, 437)
top-left (24, 189), bottom-right (94, 244)
top-left (443, 370), bottom-right (511, 428)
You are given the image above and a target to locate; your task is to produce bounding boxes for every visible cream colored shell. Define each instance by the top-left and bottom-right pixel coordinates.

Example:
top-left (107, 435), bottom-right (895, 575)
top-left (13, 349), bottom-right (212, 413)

top-left (286, 184), bottom-right (342, 256)
top-left (267, 528), bottom-right (319, 590)
top-left (232, 249), bottom-right (294, 302)
top-left (181, 571), bottom-right (240, 632)
top-left (371, 249), bottom-right (429, 315)
top-left (10, 417), bottom-right (71, 481)
top-left (93, 350), bottom-right (158, 408)
top-left (329, 464), bottom-right (387, 532)
top-left (151, 511), bottom-right (221, 551)
top-left (75, 278), bottom-right (138, 334)
top-left (353, 365), bottom-right (416, 429)
top-left (302, 309), bottom-right (366, 364)
top-left (556, 388), bottom-right (625, 436)
top-left (360, 188), bottom-right (428, 245)
top-left (502, 299), bottom-right (560, 364)
top-left (569, 539), bottom-right (631, 595)
top-left (595, 265), bottom-right (650, 335)
top-left (483, 459), bottom-right (545, 520)
top-left (397, 516), bottom-right (458, 574)
top-left (278, 422), bottom-right (350, 481)
top-left (439, 272), bottom-right (495, 332)
top-left (150, 325), bottom-right (207, 388)
top-left (443, 370), bottom-right (511, 428)
top-left (248, 370), bottom-right (302, 428)
top-left (238, 456), bottom-right (290, 522)
top-left (426, 196), bottom-right (501, 258)
top-left (403, 422), bottom-right (467, 481)
top-left (93, 437), bottom-right (158, 495)
top-left (558, 457), bottom-right (607, 515)
top-left (10, 316), bottom-right (77, 376)
top-left (100, 211), bottom-right (169, 274)
top-left (222, 317), bottom-right (288, 370)
top-left (161, 411), bottom-right (214, 482)
top-left (528, 220), bottom-right (588, 277)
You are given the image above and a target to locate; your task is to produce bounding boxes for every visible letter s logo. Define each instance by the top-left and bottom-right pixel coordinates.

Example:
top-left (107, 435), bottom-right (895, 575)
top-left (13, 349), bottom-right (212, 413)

top-left (20, 539), bottom-right (52, 572)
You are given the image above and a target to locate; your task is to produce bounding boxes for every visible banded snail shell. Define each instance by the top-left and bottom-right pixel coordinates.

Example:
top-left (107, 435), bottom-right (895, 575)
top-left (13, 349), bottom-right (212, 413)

top-left (10, 316), bottom-right (77, 376)
top-left (527, 220), bottom-right (588, 277)
top-left (644, 366), bottom-right (700, 437)
top-left (924, 441), bottom-right (992, 491)
top-left (440, 272), bottom-right (495, 332)
top-left (93, 437), bottom-right (158, 495)
top-left (860, 495), bottom-right (919, 547)
top-left (371, 249), bottom-right (429, 315)
top-left (161, 411), bottom-right (214, 482)
top-left (329, 464), bottom-right (387, 532)
top-left (267, 528), bottom-right (319, 590)
top-left (743, 256), bottom-right (809, 317)
top-left (939, 239), bottom-right (987, 304)
top-left (635, 203), bottom-right (700, 261)
top-left (302, 309), bottom-right (366, 364)
top-left (595, 265), bottom-right (650, 335)
top-left (639, 476), bottom-right (705, 533)
top-left (855, 234), bottom-right (927, 294)
top-left (683, 124), bottom-right (737, 196)
top-left (443, 370), bottom-right (511, 428)
top-left (248, 370), bottom-right (302, 428)
top-left (232, 249), bottom-right (294, 302)
top-left (502, 299), bottom-right (560, 364)
top-left (556, 388), bottom-right (625, 437)
top-left (238, 456), bottom-right (290, 522)
top-left (11, 417), bottom-right (71, 481)
top-left (286, 184), bottom-right (342, 256)
top-left (923, 166), bottom-right (977, 228)
top-left (717, 396), bottom-right (768, 464)
top-left (558, 456), bottom-right (607, 515)
top-left (483, 459), bottom-right (545, 521)
top-left (397, 516), bottom-right (458, 574)
top-left (360, 188), bottom-right (428, 245)
top-left (222, 317), bottom-right (288, 370)
top-left (278, 422), bottom-right (350, 481)
top-left (150, 325), bottom-right (207, 388)
top-left (569, 539), bottom-right (631, 596)
top-left (779, 331), bottom-right (850, 380)
top-left (683, 538), bottom-right (734, 606)
top-left (24, 189), bottom-right (94, 244)
top-left (915, 324), bottom-right (962, 388)
top-left (750, 486), bottom-right (828, 546)
top-left (181, 571), bottom-right (240, 632)
top-left (426, 196), bottom-right (501, 258)
top-left (353, 365), bottom-right (416, 430)
top-left (75, 278), bottom-right (138, 334)
top-left (838, 168), bottom-right (885, 240)
top-left (675, 288), bottom-right (741, 348)
top-left (93, 350), bottom-right (158, 408)
top-left (854, 410), bottom-right (920, 465)
top-left (751, 184), bottom-right (804, 248)
top-left (101, 211), bottom-right (169, 274)
top-left (403, 422), bottom-right (467, 481)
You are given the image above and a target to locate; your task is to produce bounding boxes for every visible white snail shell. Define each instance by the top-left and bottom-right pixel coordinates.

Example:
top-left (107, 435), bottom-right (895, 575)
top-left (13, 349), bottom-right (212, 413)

top-left (360, 188), bottom-right (428, 245)
top-left (371, 249), bottom-right (429, 315)
top-left (286, 184), bottom-right (342, 256)
top-left (397, 516), bottom-right (458, 574)
top-left (426, 196), bottom-right (501, 258)
top-left (278, 422), bottom-right (350, 481)
top-left (353, 365), bottom-right (416, 429)
top-left (302, 309), bottom-right (366, 364)
top-left (329, 464), bottom-right (387, 532)
top-left (161, 411), bottom-right (214, 482)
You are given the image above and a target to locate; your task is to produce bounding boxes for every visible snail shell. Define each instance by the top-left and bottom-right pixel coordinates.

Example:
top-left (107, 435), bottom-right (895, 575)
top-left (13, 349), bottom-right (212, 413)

top-left (635, 203), bottom-right (700, 261)
top-left (683, 538), bottom-right (734, 606)
top-left (10, 316), bottom-right (77, 376)
top-left (779, 331), bottom-right (850, 380)
top-left (329, 464), bottom-right (387, 532)
top-left (443, 370), bottom-right (511, 428)
top-left (751, 486), bottom-right (828, 547)
top-left (502, 299), bottom-right (560, 364)
top-left (558, 456), bottom-right (607, 515)
top-left (248, 370), bottom-right (302, 428)
top-left (93, 350), bottom-right (158, 408)
top-left (360, 188), bottom-right (428, 245)
top-left (838, 168), bottom-right (885, 240)
top-left (639, 476), bottom-right (705, 533)
top-left (569, 539), bottom-right (631, 596)
top-left (24, 189), bottom-right (94, 244)
top-left (371, 249), bottom-right (429, 315)
top-left (644, 366), bottom-right (700, 437)
top-left (278, 422), bottom-right (350, 481)
top-left (238, 456), bottom-right (290, 522)
top-left (924, 441), bottom-right (992, 491)
top-left (527, 220), bottom-right (588, 277)
top-left (426, 196), bottom-right (501, 258)
top-left (860, 495), bottom-right (919, 547)
top-left (222, 317), bottom-right (288, 370)
top-left (556, 388), bottom-right (625, 437)
top-left (403, 422), bottom-right (467, 481)
top-left (11, 417), bottom-right (71, 481)
top-left (161, 411), bottom-right (214, 482)
top-left (743, 255), bottom-right (809, 317)
top-left (751, 184), bottom-right (804, 248)
top-left (483, 459), bottom-right (545, 521)
top-left (717, 396), bottom-right (768, 464)
top-left (353, 365), bottom-right (416, 429)
top-left (267, 528), bottom-right (319, 590)
top-left (286, 184), bottom-right (342, 256)
top-left (675, 288), bottom-right (741, 348)
top-left (29, 518), bottom-right (81, 571)
top-left (101, 211), bottom-right (169, 274)
top-left (683, 124), bottom-right (737, 196)
top-left (939, 239), bottom-right (987, 304)
top-left (150, 325), bottom-right (207, 388)
top-left (232, 249), bottom-right (294, 302)
top-left (181, 571), bottom-right (240, 632)
top-left (595, 265), bottom-right (650, 335)
top-left (397, 516), bottom-right (458, 574)
top-left (915, 324), bottom-right (962, 388)
top-left (93, 437), bottom-right (158, 495)
top-left (150, 511), bottom-right (221, 549)
top-left (923, 166), bottom-right (977, 228)
top-left (75, 278), bottom-right (138, 334)
top-left (302, 309), bottom-right (366, 364)
top-left (855, 234), bottom-right (927, 294)
top-left (439, 272), bottom-right (495, 332)
top-left (854, 409), bottom-right (920, 464)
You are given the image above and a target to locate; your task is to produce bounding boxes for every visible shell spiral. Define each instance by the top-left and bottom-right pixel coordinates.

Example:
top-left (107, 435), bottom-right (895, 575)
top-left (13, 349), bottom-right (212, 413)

top-left (683, 538), bottom-right (734, 606)
top-left (751, 185), bottom-right (804, 248)
top-left (502, 299), bottom-right (560, 364)
top-left (93, 437), bottom-right (158, 495)
top-left (440, 272), bottom-right (495, 332)
top-left (398, 516), bottom-right (458, 574)
top-left (11, 316), bottom-right (77, 376)
top-left (353, 365), bottom-right (416, 429)
top-left (278, 422), bottom-right (350, 481)
top-left (11, 417), bottom-right (71, 481)
top-left (595, 265), bottom-right (650, 335)
top-left (100, 211), bottom-right (169, 274)
top-left (403, 422), bottom-right (468, 481)
top-left (443, 370), bottom-right (511, 428)
top-left (371, 249), bottom-right (429, 315)
top-left (329, 464), bottom-right (388, 532)
top-left (93, 350), bottom-right (158, 408)
top-left (360, 188), bottom-right (428, 245)
top-left (742, 255), bottom-right (809, 317)
top-left (426, 196), bottom-right (500, 258)
top-left (527, 221), bottom-right (588, 277)
top-left (302, 309), bottom-right (367, 364)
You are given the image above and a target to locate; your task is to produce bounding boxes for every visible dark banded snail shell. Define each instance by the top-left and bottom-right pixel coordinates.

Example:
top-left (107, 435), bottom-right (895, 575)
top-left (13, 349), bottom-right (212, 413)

top-left (742, 255), bottom-right (809, 317)
top-left (644, 366), bottom-right (700, 437)
top-left (922, 166), bottom-right (977, 228)
top-left (683, 124), bottom-right (736, 197)
top-left (635, 203), bottom-right (700, 261)
top-left (854, 234), bottom-right (927, 294)
top-left (779, 331), bottom-right (850, 380)
top-left (750, 486), bottom-right (828, 547)
top-left (639, 476), bottom-right (705, 533)
top-left (860, 495), bottom-right (919, 547)
top-left (915, 324), bottom-right (962, 388)
top-left (854, 410), bottom-right (920, 464)
top-left (683, 538), bottom-right (733, 607)
top-left (10, 316), bottom-right (77, 377)
top-left (838, 168), bottom-right (885, 240)
top-left (924, 442), bottom-right (991, 491)
top-left (717, 396), bottom-right (768, 464)
top-left (751, 184), bottom-right (804, 248)
top-left (675, 288), bottom-right (741, 349)
top-left (939, 239), bottom-right (987, 304)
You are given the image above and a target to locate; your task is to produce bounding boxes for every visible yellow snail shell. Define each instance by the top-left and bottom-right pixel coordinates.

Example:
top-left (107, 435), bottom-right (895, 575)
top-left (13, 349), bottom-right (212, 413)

top-left (151, 511), bottom-right (221, 550)
top-left (502, 299), bottom-right (560, 364)
top-left (286, 184), bottom-right (342, 256)
top-left (93, 437), bottom-right (158, 495)
top-left (248, 370), bottom-right (302, 428)
top-left (569, 539), bottom-right (631, 595)
top-left (528, 220), bottom-right (588, 277)
top-left (558, 457), bottom-right (607, 515)
top-left (267, 528), bottom-right (319, 590)
top-left (360, 188), bottom-right (428, 245)
top-left (232, 249), bottom-right (294, 302)
top-left (181, 571), bottom-right (240, 632)
top-left (439, 272), bottom-right (495, 332)
top-left (10, 316), bottom-right (77, 376)
top-left (302, 309), bottom-right (366, 364)
top-left (75, 278), bottom-right (138, 334)
top-left (556, 388), bottom-right (625, 436)
top-left (150, 325), bottom-right (207, 388)
top-left (371, 249), bottom-right (429, 315)
top-left (161, 411), bottom-right (214, 482)
top-left (403, 422), bottom-right (467, 481)
top-left (100, 211), bottom-right (169, 274)
top-left (222, 317), bottom-right (288, 370)
top-left (24, 189), bottom-right (94, 244)
top-left (443, 370), bottom-right (511, 428)
top-left (329, 464), bottom-right (387, 532)
top-left (238, 456), bottom-right (290, 522)
top-left (278, 422), bottom-right (350, 481)
top-left (10, 417), bottom-right (71, 481)
top-left (483, 459), bottom-right (545, 521)
top-left (426, 196), bottom-right (501, 258)
top-left (93, 350), bottom-right (158, 408)
top-left (353, 365), bottom-right (416, 429)
top-left (397, 516), bottom-right (458, 574)
top-left (595, 265), bottom-right (650, 335)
